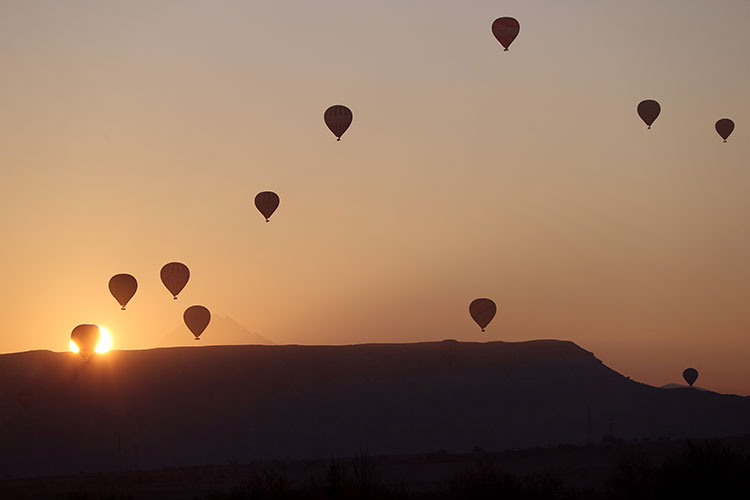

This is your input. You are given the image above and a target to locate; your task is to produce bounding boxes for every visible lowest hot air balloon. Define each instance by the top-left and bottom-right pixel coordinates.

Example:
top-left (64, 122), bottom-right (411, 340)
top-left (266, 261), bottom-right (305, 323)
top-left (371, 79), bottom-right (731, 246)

top-left (637, 100), bottom-right (661, 129)
top-left (715, 118), bottom-right (735, 143)
top-left (184, 305), bottom-right (210, 340)
top-left (324, 105), bottom-right (352, 141)
top-left (469, 298), bottom-right (497, 332)
top-left (683, 368), bottom-right (699, 387)
top-left (108, 274), bottom-right (137, 310)
top-left (440, 339), bottom-right (459, 367)
top-left (492, 17), bottom-right (520, 51)
top-left (71, 324), bottom-right (101, 360)
top-left (255, 191), bottom-right (280, 222)
top-left (161, 262), bottom-right (190, 299)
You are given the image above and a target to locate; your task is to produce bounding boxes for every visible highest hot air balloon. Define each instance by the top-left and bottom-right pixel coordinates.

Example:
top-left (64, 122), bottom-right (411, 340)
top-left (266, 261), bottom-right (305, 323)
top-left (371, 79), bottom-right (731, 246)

top-left (160, 262), bottom-right (190, 299)
top-left (715, 118), bottom-right (735, 143)
top-left (324, 105), bottom-right (353, 141)
top-left (469, 298), bottom-right (497, 332)
top-left (683, 368), bottom-right (699, 387)
top-left (255, 191), bottom-right (280, 222)
top-left (184, 305), bottom-right (210, 340)
top-left (108, 274), bottom-right (137, 310)
top-left (492, 17), bottom-right (520, 51)
top-left (637, 100), bottom-right (661, 129)
top-left (71, 324), bottom-right (101, 360)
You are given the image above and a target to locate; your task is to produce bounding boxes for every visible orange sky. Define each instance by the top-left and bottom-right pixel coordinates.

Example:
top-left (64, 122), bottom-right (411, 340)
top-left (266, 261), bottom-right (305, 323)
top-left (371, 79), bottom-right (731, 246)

top-left (1, 1), bottom-right (749, 395)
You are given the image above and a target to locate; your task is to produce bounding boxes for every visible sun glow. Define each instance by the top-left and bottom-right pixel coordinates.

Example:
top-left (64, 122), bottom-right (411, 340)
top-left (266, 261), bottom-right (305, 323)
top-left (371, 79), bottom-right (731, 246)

top-left (95, 327), bottom-right (113, 353)
top-left (69, 326), bottom-right (113, 354)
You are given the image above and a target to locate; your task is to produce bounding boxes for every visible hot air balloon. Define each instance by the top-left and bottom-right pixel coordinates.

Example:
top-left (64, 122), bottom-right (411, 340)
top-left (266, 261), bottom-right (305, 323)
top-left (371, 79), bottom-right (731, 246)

top-left (469, 298), bottom-right (497, 332)
top-left (492, 17), bottom-right (520, 51)
top-left (184, 305), bottom-right (210, 340)
top-left (440, 339), bottom-right (459, 367)
top-left (715, 118), bottom-right (735, 143)
top-left (324, 105), bottom-right (352, 141)
top-left (683, 368), bottom-right (699, 387)
top-left (71, 324), bottom-right (101, 360)
top-left (161, 262), bottom-right (190, 299)
top-left (108, 274), bottom-right (137, 310)
top-left (637, 100), bottom-right (660, 129)
top-left (255, 191), bottom-right (280, 222)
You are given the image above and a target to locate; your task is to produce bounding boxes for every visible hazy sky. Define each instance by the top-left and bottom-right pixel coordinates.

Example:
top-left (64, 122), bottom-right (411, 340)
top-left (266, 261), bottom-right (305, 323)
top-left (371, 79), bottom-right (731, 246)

top-left (1, 1), bottom-right (749, 395)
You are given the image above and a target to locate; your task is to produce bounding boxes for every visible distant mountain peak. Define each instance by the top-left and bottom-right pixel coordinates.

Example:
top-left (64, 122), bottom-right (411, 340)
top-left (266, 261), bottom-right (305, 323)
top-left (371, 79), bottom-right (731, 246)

top-left (161, 315), bottom-right (273, 346)
top-left (661, 383), bottom-right (708, 392)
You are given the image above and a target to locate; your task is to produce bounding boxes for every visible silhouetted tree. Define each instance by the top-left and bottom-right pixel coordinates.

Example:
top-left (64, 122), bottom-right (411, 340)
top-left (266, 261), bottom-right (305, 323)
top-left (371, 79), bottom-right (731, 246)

top-left (347, 451), bottom-right (380, 499)
top-left (606, 450), bottom-right (654, 500)
top-left (325, 458), bottom-right (344, 499)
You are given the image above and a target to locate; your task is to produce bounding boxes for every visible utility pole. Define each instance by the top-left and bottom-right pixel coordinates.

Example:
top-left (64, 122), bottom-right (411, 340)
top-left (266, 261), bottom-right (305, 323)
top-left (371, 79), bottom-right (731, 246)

top-left (117, 433), bottom-right (122, 472)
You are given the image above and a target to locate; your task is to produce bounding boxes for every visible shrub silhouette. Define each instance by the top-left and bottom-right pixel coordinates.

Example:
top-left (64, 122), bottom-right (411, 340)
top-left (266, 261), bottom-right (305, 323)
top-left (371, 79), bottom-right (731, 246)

top-left (63, 492), bottom-right (133, 500)
top-left (606, 450), bottom-right (654, 500)
top-left (522, 472), bottom-right (564, 499)
top-left (194, 440), bottom-right (750, 500)
top-left (198, 453), bottom-right (388, 500)
top-left (603, 440), bottom-right (750, 500)
top-left (449, 458), bottom-right (571, 500)
top-left (655, 441), bottom-right (750, 500)
top-left (449, 456), bottom-right (523, 499)
top-left (201, 469), bottom-right (289, 500)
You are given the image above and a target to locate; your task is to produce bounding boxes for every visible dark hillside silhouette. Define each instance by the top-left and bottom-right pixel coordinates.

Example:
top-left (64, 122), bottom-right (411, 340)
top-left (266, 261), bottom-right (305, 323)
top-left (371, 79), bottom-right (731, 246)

top-left (1, 340), bottom-right (750, 477)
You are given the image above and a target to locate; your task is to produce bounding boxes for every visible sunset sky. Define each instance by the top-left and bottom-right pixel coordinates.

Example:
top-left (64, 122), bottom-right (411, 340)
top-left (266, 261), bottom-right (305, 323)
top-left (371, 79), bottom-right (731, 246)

top-left (1, 1), bottom-right (749, 395)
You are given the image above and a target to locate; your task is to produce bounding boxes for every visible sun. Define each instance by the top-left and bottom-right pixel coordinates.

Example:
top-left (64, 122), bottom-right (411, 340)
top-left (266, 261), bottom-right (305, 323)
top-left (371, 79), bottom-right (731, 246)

top-left (69, 326), bottom-right (113, 354)
top-left (95, 327), bottom-right (113, 353)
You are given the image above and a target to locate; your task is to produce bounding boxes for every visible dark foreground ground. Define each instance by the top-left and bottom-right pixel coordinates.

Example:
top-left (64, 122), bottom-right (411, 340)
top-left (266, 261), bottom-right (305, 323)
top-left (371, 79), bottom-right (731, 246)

top-left (2, 436), bottom-right (750, 499)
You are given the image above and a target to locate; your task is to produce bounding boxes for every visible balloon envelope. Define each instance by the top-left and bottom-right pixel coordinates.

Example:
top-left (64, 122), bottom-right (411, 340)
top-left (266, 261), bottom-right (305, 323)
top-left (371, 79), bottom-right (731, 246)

top-left (637, 100), bottom-right (660, 129)
top-left (469, 298), bottom-right (497, 332)
top-left (161, 262), bottom-right (190, 299)
top-left (683, 368), bottom-right (699, 387)
top-left (184, 305), bottom-right (210, 340)
top-left (492, 17), bottom-right (520, 51)
top-left (108, 274), bottom-right (137, 310)
top-left (71, 324), bottom-right (101, 359)
top-left (324, 105), bottom-right (353, 140)
top-left (715, 118), bottom-right (734, 142)
top-left (440, 339), bottom-right (459, 367)
top-left (255, 191), bottom-right (280, 222)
